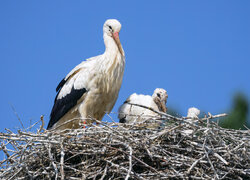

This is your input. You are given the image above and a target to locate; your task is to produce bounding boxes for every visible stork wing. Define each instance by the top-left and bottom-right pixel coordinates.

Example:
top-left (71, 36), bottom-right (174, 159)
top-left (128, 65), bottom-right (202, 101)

top-left (56, 63), bottom-right (84, 92)
top-left (47, 88), bottom-right (86, 129)
top-left (55, 57), bottom-right (100, 92)
top-left (118, 94), bottom-right (135, 123)
top-left (118, 94), bottom-right (158, 123)
top-left (47, 63), bottom-right (89, 129)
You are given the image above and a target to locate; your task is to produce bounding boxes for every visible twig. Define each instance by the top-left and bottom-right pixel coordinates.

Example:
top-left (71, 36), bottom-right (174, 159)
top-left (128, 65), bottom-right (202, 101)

top-left (213, 153), bottom-right (229, 165)
top-left (204, 148), bottom-right (219, 179)
top-left (187, 155), bottom-right (206, 174)
top-left (125, 146), bottom-right (133, 180)
top-left (9, 103), bottom-right (25, 130)
top-left (126, 103), bottom-right (181, 120)
top-left (60, 141), bottom-right (65, 180)
top-left (100, 164), bottom-right (108, 180)
top-left (48, 143), bottom-right (58, 179)
top-left (38, 115), bottom-right (45, 133)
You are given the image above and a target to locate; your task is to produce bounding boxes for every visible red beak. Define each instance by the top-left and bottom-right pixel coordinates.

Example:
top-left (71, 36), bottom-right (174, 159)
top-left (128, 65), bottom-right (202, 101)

top-left (112, 32), bottom-right (124, 56)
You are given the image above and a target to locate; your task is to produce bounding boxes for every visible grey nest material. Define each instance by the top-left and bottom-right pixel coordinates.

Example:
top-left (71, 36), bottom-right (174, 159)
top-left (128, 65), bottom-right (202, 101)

top-left (0, 113), bottom-right (250, 180)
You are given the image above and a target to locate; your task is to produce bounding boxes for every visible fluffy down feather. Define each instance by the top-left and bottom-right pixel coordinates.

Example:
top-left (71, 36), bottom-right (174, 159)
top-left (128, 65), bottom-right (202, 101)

top-left (118, 88), bottom-right (168, 128)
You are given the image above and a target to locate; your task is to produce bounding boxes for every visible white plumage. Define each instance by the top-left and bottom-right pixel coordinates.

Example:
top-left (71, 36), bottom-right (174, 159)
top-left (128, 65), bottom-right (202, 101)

top-left (187, 107), bottom-right (200, 119)
top-left (118, 88), bottom-right (168, 125)
top-left (182, 107), bottom-right (201, 135)
top-left (47, 19), bottom-right (125, 130)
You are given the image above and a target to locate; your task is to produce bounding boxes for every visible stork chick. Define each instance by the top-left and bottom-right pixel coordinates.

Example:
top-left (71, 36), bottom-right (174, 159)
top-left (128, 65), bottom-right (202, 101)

top-left (182, 107), bottom-right (201, 135)
top-left (118, 88), bottom-right (168, 127)
top-left (187, 107), bottom-right (200, 119)
top-left (47, 19), bottom-right (125, 130)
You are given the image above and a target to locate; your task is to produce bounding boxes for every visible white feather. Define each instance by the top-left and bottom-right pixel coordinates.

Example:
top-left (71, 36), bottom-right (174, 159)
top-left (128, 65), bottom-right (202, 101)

top-left (118, 88), bottom-right (168, 126)
top-left (187, 107), bottom-right (200, 118)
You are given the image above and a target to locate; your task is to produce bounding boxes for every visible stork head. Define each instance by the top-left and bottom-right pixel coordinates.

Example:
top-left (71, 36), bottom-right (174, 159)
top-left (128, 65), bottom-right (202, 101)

top-left (187, 107), bottom-right (200, 118)
top-left (103, 19), bottom-right (122, 36)
top-left (103, 19), bottom-right (124, 56)
top-left (152, 88), bottom-right (168, 113)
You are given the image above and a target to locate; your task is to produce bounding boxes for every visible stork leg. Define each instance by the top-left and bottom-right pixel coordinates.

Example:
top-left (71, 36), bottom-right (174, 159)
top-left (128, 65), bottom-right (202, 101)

top-left (78, 111), bottom-right (87, 128)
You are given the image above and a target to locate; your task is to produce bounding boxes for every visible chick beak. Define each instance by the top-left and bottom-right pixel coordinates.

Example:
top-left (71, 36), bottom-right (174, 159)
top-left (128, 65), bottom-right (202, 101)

top-left (112, 32), bottom-right (124, 56)
top-left (160, 100), bottom-right (167, 113)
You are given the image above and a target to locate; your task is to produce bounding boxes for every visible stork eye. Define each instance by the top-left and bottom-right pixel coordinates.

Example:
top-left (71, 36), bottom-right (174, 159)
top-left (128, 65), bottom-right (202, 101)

top-left (108, 25), bottom-right (112, 31)
top-left (157, 93), bottom-right (161, 98)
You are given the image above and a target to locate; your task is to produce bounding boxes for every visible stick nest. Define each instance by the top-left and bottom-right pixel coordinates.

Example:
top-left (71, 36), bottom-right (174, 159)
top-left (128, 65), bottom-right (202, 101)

top-left (0, 113), bottom-right (249, 180)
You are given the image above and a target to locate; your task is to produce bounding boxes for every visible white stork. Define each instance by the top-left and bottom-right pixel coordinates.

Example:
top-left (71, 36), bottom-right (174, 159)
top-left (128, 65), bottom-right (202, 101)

top-left (47, 19), bottom-right (125, 130)
top-left (187, 107), bottom-right (200, 119)
top-left (182, 107), bottom-right (201, 135)
top-left (118, 88), bottom-right (168, 125)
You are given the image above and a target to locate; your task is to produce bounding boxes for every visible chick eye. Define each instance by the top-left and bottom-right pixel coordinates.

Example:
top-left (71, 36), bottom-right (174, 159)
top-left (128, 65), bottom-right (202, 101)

top-left (157, 93), bottom-right (161, 98)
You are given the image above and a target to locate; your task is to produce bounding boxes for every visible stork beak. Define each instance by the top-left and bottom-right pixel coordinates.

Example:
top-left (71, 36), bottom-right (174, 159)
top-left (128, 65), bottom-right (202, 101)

top-left (162, 95), bottom-right (168, 113)
top-left (112, 32), bottom-right (124, 56)
top-left (161, 100), bottom-right (167, 113)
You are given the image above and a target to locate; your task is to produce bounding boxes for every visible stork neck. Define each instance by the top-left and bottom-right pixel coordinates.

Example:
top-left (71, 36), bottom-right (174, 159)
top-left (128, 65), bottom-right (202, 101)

top-left (103, 34), bottom-right (121, 57)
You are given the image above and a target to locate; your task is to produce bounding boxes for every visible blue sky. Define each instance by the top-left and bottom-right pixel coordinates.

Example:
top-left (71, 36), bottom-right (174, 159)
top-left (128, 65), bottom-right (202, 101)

top-left (0, 1), bottom-right (249, 131)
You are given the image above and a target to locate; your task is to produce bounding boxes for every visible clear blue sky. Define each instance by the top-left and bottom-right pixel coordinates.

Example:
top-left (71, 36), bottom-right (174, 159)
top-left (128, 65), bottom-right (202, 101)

top-left (0, 1), bottom-right (249, 131)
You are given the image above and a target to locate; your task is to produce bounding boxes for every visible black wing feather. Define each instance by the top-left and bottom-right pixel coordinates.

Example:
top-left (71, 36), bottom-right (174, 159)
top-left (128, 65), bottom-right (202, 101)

top-left (119, 117), bottom-right (126, 123)
top-left (47, 87), bottom-right (87, 129)
top-left (56, 78), bottom-right (66, 92)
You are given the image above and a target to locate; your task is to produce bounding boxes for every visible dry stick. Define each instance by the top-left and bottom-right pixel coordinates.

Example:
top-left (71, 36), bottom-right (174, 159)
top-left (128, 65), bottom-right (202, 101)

top-left (1, 143), bottom-right (11, 160)
top-left (201, 113), bottom-right (227, 120)
top-left (90, 118), bottom-right (138, 143)
top-left (60, 141), bottom-right (65, 180)
top-left (19, 139), bottom-right (33, 165)
top-left (150, 124), bottom-right (183, 140)
top-left (4, 128), bottom-right (15, 134)
top-left (231, 142), bottom-right (245, 152)
top-left (243, 125), bottom-right (249, 130)
top-left (0, 151), bottom-right (16, 165)
top-left (9, 103), bottom-right (25, 131)
top-left (202, 135), bottom-right (229, 166)
top-left (202, 117), bottom-right (219, 179)
top-left (126, 103), bottom-right (227, 126)
top-left (126, 103), bottom-right (181, 120)
top-left (213, 153), bottom-right (229, 165)
top-left (125, 146), bottom-right (133, 180)
top-left (145, 147), bottom-right (153, 160)
top-left (100, 164), bottom-right (108, 180)
top-left (0, 167), bottom-right (13, 178)
top-left (0, 135), bottom-right (60, 144)
top-left (48, 143), bottom-right (58, 180)
top-left (105, 160), bottom-right (145, 180)
top-left (48, 118), bottom-right (91, 131)
top-left (8, 167), bottom-right (23, 180)
top-left (187, 155), bottom-right (206, 174)
top-left (204, 146), bottom-right (219, 179)
top-left (26, 117), bottom-right (45, 132)
top-left (38, 115), bottom-right (45, 133)
top-left (85, 136), bottom-right (159, 174)
top-left (105, 113), bottom-right (116, 123)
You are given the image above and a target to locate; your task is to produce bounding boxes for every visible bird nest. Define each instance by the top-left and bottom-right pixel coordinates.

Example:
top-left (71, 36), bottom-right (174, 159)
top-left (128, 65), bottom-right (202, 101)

top-left (0, 113), bottom-right (250, 180)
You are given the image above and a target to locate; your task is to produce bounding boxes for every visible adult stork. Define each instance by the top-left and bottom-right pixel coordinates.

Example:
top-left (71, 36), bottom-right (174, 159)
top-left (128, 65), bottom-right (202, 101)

top-left (118, 88), bottom-right (168, 126)
top-left (47, 19), bottom-right (125, 130)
